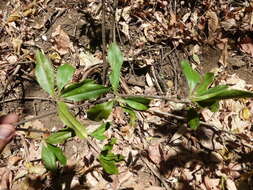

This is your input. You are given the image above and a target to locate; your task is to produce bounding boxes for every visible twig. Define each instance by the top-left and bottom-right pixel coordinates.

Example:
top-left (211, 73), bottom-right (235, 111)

top-left (14, 111), bottom-right (57, 127)
top-left (118, 94), bottom-right (190, 104)
top-left (149, 109), bottom-right (242, 139)
top-left (0, 97), bottom-right (54, 104)
top-left (0, 65), bottom-right (21, 99)
top-left (101, 0), bottom-right (108, 84)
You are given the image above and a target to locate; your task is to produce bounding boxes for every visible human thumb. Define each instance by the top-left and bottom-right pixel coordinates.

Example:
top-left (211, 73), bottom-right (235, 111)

top-left (0, 124), bottom-right (15, 153)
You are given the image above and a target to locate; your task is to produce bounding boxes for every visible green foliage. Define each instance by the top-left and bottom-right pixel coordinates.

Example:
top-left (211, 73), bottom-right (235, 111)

top-left (108, 43), bottom-right (124, 92)
top-left (98, 138), bottom-right (124, 174)
top-left (60, 82), bottom-right (110, 102)
top-left (41, 142), bottom-right (66, 171)
top-left (46, 130), bottom-right (72, 144)
top-left (56, 64), bottom-right (75, 92)
top-left (35, 50), bottom-right (55, 96)
top-left (180, 60), bottom-right (201, 94)
top-left (87, 101), bottom-right (114, 121)
top-left (90, 122), bottom-right (110, 140)
top-left (123, 107), bottom-right (137, 126)
top-left (181, 60), bottom-right (253, 129)
top-left (121, 97), bottom-right (151, 111)
top-left (187, 108), bottom-right (200, 130)
top-left (34, 43), bottom-right (150, 174)
top-left (57, 102), bottom-right (87, 139)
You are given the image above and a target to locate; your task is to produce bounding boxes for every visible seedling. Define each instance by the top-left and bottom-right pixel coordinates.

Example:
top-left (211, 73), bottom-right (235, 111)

top-left (181, 60), bottom-right (253, 129)
top-left (35, 43), bottom-right (150, 173)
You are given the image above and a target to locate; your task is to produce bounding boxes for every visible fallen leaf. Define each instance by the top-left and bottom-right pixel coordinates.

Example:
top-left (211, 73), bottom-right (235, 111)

top-left (52, 25), bottom-right (75, 55)
top-left (226, 178), bottom-right (237, 190)
top-left (204, 176), bottom-right (220, 190)
top-left (239, 37), bottom-right (253, 57)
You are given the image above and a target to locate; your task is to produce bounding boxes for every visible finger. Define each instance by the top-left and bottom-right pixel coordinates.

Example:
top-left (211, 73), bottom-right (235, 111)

top-left (0, 124), bottom-right (15, 153)
top-left (0, 113), bottom-right (19, 124)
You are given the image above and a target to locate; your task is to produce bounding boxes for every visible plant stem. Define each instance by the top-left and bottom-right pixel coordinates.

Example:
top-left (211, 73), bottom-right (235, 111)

top-left (118, 94), bottom-right (190, 104)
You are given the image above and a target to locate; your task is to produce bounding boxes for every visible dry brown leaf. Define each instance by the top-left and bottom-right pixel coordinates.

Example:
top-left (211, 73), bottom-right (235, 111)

top-left (218, 38), bottom-right (228, 67)
top-left (0, 168), bottom-right (12, 190)
top-left (52, 25), bottom-right (75, 55)
top-left (206, 10), bottom-right (219, 33)
top-left (221, 18), bottom-right (237, 31)
top-left (148, 144), bottom-right (162, 164)
top-left (226, 178), bottom-right (237, 190)
top-left (204, 176), bottom-right (220, 190)
top-left (239, 37), bottom-right (253, 57)
top-left (12, 38), bottom-right (23, 55)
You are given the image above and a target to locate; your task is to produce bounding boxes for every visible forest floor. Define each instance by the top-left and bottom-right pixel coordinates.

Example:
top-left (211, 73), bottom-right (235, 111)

top-left (0, 0), bottom-right (253, 190)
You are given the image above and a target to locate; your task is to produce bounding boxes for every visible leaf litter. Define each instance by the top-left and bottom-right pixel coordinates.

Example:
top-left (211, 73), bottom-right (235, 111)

top-left (0, 0), bottom-right (253, 189)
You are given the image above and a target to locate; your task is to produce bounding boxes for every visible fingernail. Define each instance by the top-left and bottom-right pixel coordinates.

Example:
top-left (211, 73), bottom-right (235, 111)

top-left (0, 126), bottom-right (14, 140)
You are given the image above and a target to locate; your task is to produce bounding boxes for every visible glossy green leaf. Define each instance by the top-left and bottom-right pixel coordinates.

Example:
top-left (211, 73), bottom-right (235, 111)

top-left (57, 102), bottom-right (87, 139)
top-left (87, 101), bottom-right (114, 121)
top-left (61, 80), bottom-right (94, 94)
top-left (47, 144), bottom-right (67, 165)
top-left (123, 107), bottom-right (137, 126)
top-left (41, 142), bottom-right (57, 171)
top-left (180, 60), bottom-right (201, 94)
top-left (35, 50), bottom-right (55, 96)
top-left (60, 82), bottom-right (110, 101)
top-left (90, 122), bottom-right (110, 140)
top-left (187, 108), bottom-right (200, 130)
top-left (46, 130), bottom-right (72, 144)
top-left (56, 64), bottom-right (75, 92)
top-left (191, 85), bottom-right (229, 102)
top-left (108, 43), bottom-right (123, 92)
top-left (98, 138), bottom-right (124, 174)
top-left (122, 97), bottom-right (151, 111)
top-left (195, 72), bottom-right (214, 95)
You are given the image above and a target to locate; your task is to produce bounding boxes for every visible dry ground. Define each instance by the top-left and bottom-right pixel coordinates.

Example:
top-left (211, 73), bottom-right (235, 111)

top-left (0, 0), bottom-right (253, 190)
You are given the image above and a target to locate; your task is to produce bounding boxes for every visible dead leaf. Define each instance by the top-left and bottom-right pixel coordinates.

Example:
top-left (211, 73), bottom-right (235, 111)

top-left (239, 37), bottom-right (253, 57)
top-left (206, 11), bottom-right (219, 33)
top-left (79, 51), bottom-right (101, 69)
top-left (148, 144), bottom-right (162, 164)
top-left (52, 25), bottom-right (75, 55)
top-left (0, 168), bottom-right (12, 190)
top-left (226, 178), bottom-right (237, 190)
top-left (204, 176), bottom-right (220, 190)
top-left (12, 38), bottom-right (23, 55)
top-left (218, 38), bottom-right (228, 67)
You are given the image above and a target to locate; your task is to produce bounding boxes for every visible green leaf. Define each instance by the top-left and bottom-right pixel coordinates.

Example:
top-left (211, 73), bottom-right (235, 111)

top-left (197, 100), bottom-right (219, 112)
top-left (187, 108), bottom-right (200, 130)
top-left (61, 80), bottom-right (94, 94)
top-left (35, 50), bottom-right (55, 96)
top-left (195, 72), bottom-right (214, 95)
top-left (121, 97), bottom-right (151, 111)
top-left (57, 102), bottom-right (87, 139)
top-left (56, 64), bottom-right (75, 92)
top-left (98, 155), bottom-right (119, 174)
top-left (46, 130), bottom-right (72, 144)
top-left (191, 85), bottom-right (229, 102)
top-left (47, 144), bottom-right (67, 165)
top-left (98, 138), bottom-right (124, 175)
top-left (180, 60), bottom-right (201, 94)
top-left (108, 43), bottom-right (124, 92)
top-left (90, 122), bottom-right (110, 140)
top-left (87, 101), bottom-right (114, 121)
top-left (60, 82), bottom-right (110, 101)
top-left (41, 142), bottom-right (57, 171)
top-left (123, 107), bottom-right (137, 126)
